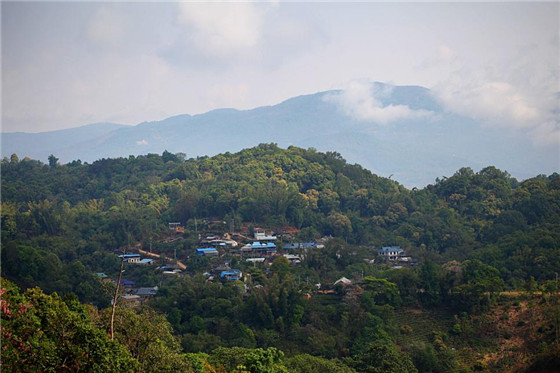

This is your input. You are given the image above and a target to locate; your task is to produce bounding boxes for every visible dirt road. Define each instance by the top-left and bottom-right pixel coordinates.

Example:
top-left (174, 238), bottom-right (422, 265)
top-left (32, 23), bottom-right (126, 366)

top-left (134, 247), bottom-right (187, 270)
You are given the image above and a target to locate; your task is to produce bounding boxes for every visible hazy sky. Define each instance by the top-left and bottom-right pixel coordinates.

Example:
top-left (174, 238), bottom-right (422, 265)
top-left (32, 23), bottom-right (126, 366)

top-left (2, 1), bottom-right (559, 147)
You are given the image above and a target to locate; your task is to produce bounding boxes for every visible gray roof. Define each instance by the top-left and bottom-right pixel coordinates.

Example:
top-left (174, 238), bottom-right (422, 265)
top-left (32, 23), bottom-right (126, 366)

top-left (378, 246), bottom-right (404, 254)
top-left (134, 286), bottom-right (158, 296)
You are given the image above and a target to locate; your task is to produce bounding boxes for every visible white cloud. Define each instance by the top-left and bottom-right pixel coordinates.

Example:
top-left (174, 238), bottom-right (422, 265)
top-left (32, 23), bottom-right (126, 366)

top-left (207, 84), bottom-right (249, 108)
top-left (177, 2), bottom-right (267, 59)
top-left (136, 140), bottom-right (148, 145)
top-left (435, 80), bottom-right (539, 126)
top-left (86, 6), bottom-right (127, 47)
top-left (429, 44), bottom-right (559, 146)
top-left (324, 80), bottom-right (435, 124)
top-left (529, 120), bottom-right (560, 147)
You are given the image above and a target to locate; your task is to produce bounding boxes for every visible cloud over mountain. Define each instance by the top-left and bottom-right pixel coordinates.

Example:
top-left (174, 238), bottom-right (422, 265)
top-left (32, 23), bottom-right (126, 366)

top-left (3, 83), bottom-right (557, 188)
top-left (324, 80), bottom-right (435, 124)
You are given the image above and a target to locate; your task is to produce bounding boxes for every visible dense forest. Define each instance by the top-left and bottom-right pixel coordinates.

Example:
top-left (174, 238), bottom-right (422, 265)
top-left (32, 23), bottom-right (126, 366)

top-left (2, 144), bottom-right (559, 372)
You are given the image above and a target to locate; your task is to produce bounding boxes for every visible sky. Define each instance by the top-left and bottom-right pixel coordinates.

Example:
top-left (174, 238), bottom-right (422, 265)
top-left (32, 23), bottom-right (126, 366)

top-left (1, 1), bottom-right (559, 147)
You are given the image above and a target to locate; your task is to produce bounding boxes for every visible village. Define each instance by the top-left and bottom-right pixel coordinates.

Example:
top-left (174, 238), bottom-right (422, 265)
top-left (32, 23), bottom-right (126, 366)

top-left (96, 221), bottom-right (418, 306)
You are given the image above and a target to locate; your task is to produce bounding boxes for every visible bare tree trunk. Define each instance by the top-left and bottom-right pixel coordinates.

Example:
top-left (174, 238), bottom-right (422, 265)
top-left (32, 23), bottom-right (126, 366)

top-left (110, 247), bottom-right (125, 340)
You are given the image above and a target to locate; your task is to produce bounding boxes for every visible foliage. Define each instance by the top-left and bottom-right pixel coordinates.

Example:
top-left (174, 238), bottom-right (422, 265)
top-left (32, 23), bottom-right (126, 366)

top-left (2, 145), bottom-right (559, 372)
top-left (0, 279), bottom-right (137, 372)
top-left (346, 339), bottom-right (418, 373)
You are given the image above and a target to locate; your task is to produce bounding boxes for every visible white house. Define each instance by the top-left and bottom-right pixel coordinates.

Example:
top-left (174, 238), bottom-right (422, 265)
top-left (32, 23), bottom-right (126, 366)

top-left (253, 228), bottom-right (277, 241)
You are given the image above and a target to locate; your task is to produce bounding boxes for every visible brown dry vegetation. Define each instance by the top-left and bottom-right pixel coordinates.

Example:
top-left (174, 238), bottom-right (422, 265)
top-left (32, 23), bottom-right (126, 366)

top-left (475, 295), bottom-right (558, 372)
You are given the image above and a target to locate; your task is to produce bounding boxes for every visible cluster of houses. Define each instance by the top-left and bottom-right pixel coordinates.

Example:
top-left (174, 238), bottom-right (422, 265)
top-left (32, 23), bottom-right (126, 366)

top-left (196, 229), bottom-right (288, 260)
top-left (98, 222), bottom-right (418, 304)
top-left (193, 226), bottom-right (417, 274)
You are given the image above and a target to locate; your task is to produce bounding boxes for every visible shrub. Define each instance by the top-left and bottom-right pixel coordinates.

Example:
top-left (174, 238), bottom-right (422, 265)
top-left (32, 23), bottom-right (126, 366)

top-left (400, 325), bottom-right (414, 335)
top-left (450, 324), bottom-right (462, 335)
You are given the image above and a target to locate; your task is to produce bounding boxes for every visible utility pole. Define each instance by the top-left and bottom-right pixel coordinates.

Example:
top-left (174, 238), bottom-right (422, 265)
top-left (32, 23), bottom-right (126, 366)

top-left (111, 246), bottom-right (125, 340)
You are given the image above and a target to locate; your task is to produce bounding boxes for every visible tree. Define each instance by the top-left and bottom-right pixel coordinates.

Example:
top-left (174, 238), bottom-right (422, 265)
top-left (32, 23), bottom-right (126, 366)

top-left (98, 306), bottom-right (191, 372)
top-left (454, 260), bottom-right (504, 313)
top-left (362, 276), bottom-right (401, 307)
top-left (420, 260), bottom-right (441, 306)
top-left (208, 347), bottom-right (288, 373)
top-left (327, 212), bottom-right (352, 239)
top-left (0, 279), bottom-right (137, 372)
top-left (285, 354), bottom-right (355, 373)
top-left (48, 154), bottom-right (59, 168)
top-left (347, 340), bottom-right (418, 373)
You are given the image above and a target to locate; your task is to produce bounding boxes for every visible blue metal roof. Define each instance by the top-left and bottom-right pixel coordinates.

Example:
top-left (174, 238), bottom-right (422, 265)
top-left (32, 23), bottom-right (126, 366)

top-left (220, 269), bottom-right (242, 279)
top-left (251, 242), bottom-right (276, 249)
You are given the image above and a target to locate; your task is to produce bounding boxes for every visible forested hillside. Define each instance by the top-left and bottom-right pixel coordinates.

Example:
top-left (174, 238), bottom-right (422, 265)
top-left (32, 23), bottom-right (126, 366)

top-left (2, 144), bottom-right (559, 372)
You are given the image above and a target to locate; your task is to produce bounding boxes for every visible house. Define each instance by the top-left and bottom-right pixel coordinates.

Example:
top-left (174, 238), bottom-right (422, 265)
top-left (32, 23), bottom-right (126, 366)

top-left (206, 238), bottom-right (238, 248)
top-left (196, 248), bottom-right (219, 256)
top-left (241, 242), bottom-right (277, 257)
top-left (377, 246), bottom-right (404, 261)
top-left (120, 294), bottom-right (141, 305)
top-left (133, 286), bottom-right (158, 298)
top-left (118, 253), bottom-right (141, 263)
top-left (284, 242), bottom-right (317, 250)
top-left (169, 222), bottom-right (184, 233)
top-left (283, 254), bottom-right (302, 265)
top-left (213, 263), bottom-right (231, 274)
top-left (334, 277), bottom-right (352, 286)
top-left (253, 228), bottom-right (277, 241)
top-left (246, 258), bottom-right (266, 264)
top-left (220, 269), bottom-right (242, 281)
top-left (140, 258), bottom-right (153, 265)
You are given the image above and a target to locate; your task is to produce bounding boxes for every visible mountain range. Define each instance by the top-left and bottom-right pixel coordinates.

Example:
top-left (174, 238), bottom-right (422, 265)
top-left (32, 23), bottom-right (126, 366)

top-left (3, 82), bottom-right (558, 187)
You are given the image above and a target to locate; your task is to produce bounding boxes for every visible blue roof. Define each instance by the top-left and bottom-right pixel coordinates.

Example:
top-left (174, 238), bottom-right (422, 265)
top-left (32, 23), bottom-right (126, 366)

top-left (251, 242), bottom-right (276, 249)
top-left (220, 269), bottom-right (241, 277)
top-left (141, 258), bottom-right (153, 263)
top-left (118, 253), bottom-right (141, 258)
top-left (196, 248), bottom-right (218, 256)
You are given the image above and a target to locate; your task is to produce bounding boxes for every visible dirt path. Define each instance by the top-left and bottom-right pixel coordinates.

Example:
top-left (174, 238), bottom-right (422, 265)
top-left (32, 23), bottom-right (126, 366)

top-left (134, 247), bottom-right (187, 270)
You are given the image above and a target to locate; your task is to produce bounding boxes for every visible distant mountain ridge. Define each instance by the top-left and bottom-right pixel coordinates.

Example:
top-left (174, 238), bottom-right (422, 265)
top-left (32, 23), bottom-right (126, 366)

top-left (3, 82), bottom-right (558, 187)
